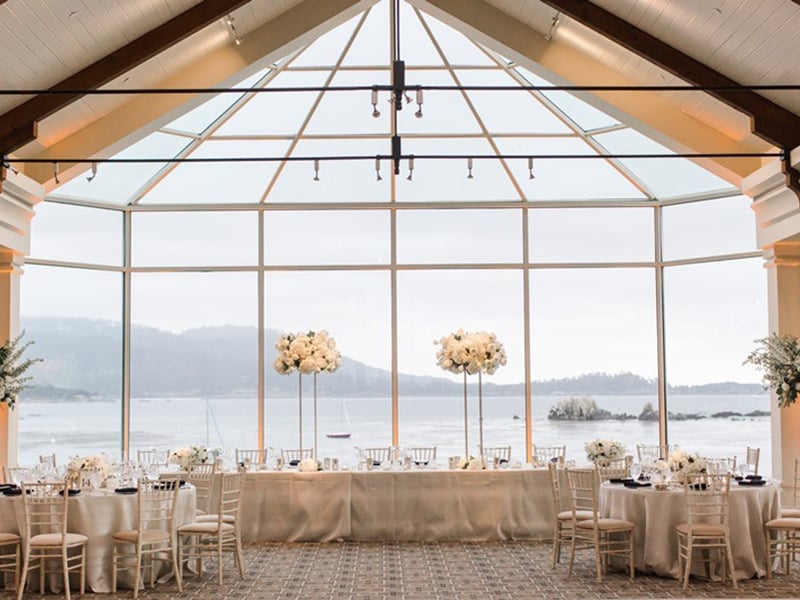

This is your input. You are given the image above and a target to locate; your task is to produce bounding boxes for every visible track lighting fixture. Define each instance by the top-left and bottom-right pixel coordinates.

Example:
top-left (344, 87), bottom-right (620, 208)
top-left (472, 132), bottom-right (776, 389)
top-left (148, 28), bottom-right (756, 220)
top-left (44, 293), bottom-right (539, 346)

top-left (86, 162), bottom-right (98, 182)
top-left (53, 162), bottom-right (60, 184)
top-left (528, 157), bottom-right (535, 180)
top-left (375, 157), bottom-right (382, 181)
top-left (371, 88), bottom-right (381, 118)
top-left (313, 159), bottom-right (320, 181)
top-left (467, 157), bottom-right (474, 179)
top-left (407, 156), bottom-right (414, 181)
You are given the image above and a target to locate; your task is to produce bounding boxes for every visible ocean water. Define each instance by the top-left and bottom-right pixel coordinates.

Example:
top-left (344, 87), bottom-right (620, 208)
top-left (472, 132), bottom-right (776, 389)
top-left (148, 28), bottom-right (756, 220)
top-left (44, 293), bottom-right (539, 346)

top-left (16, 394), bottom-right (772, 475)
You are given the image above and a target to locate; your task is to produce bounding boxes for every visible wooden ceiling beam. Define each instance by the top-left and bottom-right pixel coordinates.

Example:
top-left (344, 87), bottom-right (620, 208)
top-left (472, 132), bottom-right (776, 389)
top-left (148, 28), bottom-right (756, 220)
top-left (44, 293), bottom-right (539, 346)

top-left (0, 0), bottom-right (253, 155)
top-left (539, 0), bottom-right (800, 150)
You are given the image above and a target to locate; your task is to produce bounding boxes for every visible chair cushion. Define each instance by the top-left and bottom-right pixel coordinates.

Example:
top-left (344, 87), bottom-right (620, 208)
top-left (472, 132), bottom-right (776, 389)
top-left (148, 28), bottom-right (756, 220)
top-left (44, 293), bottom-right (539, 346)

top-left (766, 517), bottom-right (800, 529)
top-left (0, 532), bottom-right (20, 544)
top-left (194, 513), bottom-right (236, 524)
top-left (112, 529), bottom-right (171, 544)
top-left (178, 521), bottom-right (235, 535)
top-left (576, 518), bottom-right (633, 531)
top-left (676, 523), bottom-right (728, 536)
top-left (780, 508), bottom-right (800, 519)
top-left (30, 533), bottom-right (88, 547)
top-left (557, 510), bottom-right (593, 521)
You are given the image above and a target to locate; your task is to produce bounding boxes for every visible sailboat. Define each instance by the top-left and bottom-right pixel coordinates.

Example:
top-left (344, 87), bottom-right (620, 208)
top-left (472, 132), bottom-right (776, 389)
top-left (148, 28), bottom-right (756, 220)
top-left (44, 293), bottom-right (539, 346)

top-left (326, 397), bottom-right (351, 439)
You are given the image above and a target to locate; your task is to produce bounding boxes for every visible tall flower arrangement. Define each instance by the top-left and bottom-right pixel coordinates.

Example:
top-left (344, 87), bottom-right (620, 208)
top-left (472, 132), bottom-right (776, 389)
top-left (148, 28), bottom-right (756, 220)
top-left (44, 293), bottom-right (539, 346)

top-left (170, 445), bottom-right (210, 470)
top-left (744, 333), bottom-right (800, 407)
top-left (435, 329), bottom-right (507, 460)
top-left (667, 449), bottom-right (707, 483)
top-left (274, 330), bottom-right (341, 457)
top-left (0, 331), bottom-right (42, 408)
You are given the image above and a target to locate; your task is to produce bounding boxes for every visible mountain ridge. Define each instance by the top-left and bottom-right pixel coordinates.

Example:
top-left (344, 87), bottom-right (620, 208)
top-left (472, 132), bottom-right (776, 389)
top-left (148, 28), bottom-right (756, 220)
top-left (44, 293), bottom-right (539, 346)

top-left (19, 317), bottom-right (764, 400)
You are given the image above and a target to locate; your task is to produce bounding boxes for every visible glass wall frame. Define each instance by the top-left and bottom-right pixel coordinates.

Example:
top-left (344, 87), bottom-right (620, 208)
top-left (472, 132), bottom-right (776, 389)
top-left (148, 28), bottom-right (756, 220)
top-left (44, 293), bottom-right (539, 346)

top-left (23, 186), bottom-right (765, 465)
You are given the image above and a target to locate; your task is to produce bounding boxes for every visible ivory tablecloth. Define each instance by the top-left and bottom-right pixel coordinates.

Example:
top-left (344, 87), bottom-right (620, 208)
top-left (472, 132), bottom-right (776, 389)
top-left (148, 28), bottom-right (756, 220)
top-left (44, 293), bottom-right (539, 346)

top-left (238, 467), bottom-right (555, 542)
top-left (600, 482), bottom-right (780, 579)
top-left (0, 486), bottom-right (196, 593)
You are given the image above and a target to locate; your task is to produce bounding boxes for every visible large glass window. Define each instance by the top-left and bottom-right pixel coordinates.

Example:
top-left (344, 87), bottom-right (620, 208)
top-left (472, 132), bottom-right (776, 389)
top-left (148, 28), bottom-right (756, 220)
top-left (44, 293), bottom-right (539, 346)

top-left (397, 269), bottom-right (525, 460)
top-left (265, 271), bottom-right (391, 465)
top-left (129, 272), bottom-right (259, 459)
top-left (19, 266), bottom-right (122, 463)
top-left (30, 202), bottom-right (122, 266)
top-left (529, 268), bottom-right (658, 464)
top-left (663, 258), bottom-right (768, 469)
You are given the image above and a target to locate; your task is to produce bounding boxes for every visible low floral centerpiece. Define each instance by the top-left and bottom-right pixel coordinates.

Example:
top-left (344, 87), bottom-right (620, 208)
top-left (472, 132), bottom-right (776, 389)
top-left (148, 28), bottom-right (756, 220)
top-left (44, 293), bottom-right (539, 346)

top-left (585, 438), bottom-right (625, 463)
top-left (667, 449), bottom-right (707, 483)
top-left (66, 453), bottom-right (110, 484)
top-left (298, 458), bottom-right (322, 472)
top-left (0, 331), bottom-right (41, 409)
top-left (458, 456), bottom-right (486, 470)
top-left (170, 445), bottom-right (210, 470)
top-left (744, 333), bottom-right (800, 407)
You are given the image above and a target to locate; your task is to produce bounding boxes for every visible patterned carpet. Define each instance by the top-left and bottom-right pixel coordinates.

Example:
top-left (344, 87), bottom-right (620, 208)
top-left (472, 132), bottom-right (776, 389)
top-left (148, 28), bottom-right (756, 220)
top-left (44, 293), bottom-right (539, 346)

top-left (65, 540), bottom-right (800, 600)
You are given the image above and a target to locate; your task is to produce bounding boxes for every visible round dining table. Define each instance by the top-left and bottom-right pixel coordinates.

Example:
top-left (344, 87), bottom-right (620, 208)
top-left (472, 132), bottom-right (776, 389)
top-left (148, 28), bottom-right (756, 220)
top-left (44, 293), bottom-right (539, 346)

top-left (0, 485), bottom-right (196, 593)
top-left (599, 480), bottom-right (780, 579)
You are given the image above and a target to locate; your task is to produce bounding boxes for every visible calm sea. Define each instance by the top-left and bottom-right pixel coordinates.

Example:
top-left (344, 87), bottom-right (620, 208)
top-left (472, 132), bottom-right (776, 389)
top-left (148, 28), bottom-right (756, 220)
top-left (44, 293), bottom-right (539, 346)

top-left (17, 394), bottom-right (772, 475)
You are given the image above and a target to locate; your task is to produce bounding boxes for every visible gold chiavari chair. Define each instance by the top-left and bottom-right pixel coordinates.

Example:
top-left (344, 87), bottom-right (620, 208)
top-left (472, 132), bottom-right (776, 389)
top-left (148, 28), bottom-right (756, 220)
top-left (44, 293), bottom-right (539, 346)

top-left (532, 445), bottom-right (566, 467)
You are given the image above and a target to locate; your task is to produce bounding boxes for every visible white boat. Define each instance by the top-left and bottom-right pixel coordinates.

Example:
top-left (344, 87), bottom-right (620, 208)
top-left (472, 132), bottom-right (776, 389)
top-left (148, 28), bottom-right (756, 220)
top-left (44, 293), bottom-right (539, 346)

top-left (326, 398), bottom-right (351, 439)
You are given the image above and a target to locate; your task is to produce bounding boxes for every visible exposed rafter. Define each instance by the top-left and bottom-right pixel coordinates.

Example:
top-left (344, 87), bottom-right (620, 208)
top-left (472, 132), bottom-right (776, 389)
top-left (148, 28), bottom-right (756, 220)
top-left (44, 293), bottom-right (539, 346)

top-left (0, 0), bottom-right (254, 156)
top-left (539, 0), bottom-right (800, 150)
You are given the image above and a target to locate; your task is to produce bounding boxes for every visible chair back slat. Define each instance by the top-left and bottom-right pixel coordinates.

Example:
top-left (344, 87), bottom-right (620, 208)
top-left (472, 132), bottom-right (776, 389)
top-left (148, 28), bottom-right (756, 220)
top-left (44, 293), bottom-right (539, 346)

top-left (183, 463), bottom-right (216, 514)
top-left (359, 447), bottom-right (392, 465)
top-left (138, 477), bottom-right (180, 532)
top-left (596, 456), bottom-right (632, 481)
top-left (636, 444), bottom-right (675, 463)
top-left (137, 449), bottom-right (171, 466)
top-left (20, 481), bottom-right (70, 538)
top-left (745, 447), bottom-right (760, 475)
top-left (235, 449), bottom-right (269, 466)
top-left (566, 468), bottom-right (599, 518)
top-left (682, 473), bottom-right (731, 528)
top-left (408, 447), bottom-right (437, 464)
top-left (533, 445), bottom-right (566, 467)
top-left (281, 449), bottom-right (314, 465)
top-left (218, 473), bottom-right (243, 523)
top-left (481, 446), bottom-right (512, 464)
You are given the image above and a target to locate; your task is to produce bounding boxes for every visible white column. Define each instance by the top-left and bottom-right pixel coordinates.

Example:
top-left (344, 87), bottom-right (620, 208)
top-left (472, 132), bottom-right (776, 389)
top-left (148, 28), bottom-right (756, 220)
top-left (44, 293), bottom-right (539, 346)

top-left (743, 153), bottom-right (800, 489)
top-left (0, 170), bottom-right (43, 470)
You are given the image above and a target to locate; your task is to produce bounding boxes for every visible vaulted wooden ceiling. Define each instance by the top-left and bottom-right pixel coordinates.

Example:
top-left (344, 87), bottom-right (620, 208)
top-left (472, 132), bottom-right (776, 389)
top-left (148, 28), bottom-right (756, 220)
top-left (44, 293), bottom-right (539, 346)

top-left (1, 0), bottom-right (797, 189)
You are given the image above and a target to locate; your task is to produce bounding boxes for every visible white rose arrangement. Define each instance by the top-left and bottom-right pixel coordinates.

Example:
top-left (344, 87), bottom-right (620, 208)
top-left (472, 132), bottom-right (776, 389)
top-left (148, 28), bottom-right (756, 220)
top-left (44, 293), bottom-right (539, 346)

top-left (274, 330), bottom-right (341, 375)
top-left (170, 445), bottom-right (210, 470)
top-left (298, 458), bottom-right (322, 472)
top-left (667, 450), bottom-right (707, 483)
top-left (435, 329), bottom-right (507, 375)
top-left (585, 438), bottom-right (625, 463)
top-left (66, 453), bottom-right (110, 483)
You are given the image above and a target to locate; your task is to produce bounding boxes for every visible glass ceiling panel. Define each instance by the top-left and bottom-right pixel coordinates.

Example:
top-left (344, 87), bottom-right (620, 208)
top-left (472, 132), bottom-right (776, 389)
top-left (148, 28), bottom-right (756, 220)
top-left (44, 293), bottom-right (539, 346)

top-left (267, 138), bottom-right (391, 203)
top-left (340, 1), bottom-right (391, 66)
top-left (397, 137), bottom-right (520, 202)
top-left (396, 69), bottom-right (482, 135)
top-left (417, 10), bottom-right (496, 66)
top-left (55, 132), bottom-right (191, 205)
top-left (213, 70), bottom-right (332, 137)
top-left (398, 1), bottom-right (445, 67)
top-left (493, 137), bottom-right (647, 200)
top-left (139, 139), bottom-right (291, 204)
top-left (593, 129), bottom-right (735, 199)
top-left (164, 68), bottom-right (270, 135)
top-left (456, 69), bottom-right (573, 134)
top-left (514, 67), bottom-right (621, 132)
top-left (305, 70), bottom-right (392, 135)
top-left (291, 12), bottom-right (360, 67)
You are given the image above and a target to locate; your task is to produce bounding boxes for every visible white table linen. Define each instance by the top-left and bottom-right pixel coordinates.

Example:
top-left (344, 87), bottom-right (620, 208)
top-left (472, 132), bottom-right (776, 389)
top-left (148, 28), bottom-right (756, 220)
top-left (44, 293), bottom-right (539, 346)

top-left (0, 486), bottom-right (195, 593)
top-left (600, 481), bottom-right (779, 579)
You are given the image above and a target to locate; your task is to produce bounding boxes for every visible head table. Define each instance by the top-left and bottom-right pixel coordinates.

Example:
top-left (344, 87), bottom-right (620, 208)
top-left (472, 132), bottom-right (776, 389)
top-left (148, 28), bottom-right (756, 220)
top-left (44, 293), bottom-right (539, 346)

top-left (0, 486), bottom-right (196, 593)
top-left (236, 466), bottom-right (559, 543)
top-left (600, 481), bottom-right (779, 580)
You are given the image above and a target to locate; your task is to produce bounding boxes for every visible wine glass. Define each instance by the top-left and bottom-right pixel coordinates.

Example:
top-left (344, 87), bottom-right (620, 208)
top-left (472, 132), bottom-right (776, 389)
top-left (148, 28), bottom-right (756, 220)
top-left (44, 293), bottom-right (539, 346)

top-left (630, 462), bottom-right (642, 482)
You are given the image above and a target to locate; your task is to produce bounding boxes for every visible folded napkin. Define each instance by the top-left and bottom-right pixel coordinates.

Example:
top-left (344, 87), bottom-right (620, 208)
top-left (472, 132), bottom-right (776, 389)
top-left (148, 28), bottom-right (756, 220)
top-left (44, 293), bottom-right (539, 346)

top-left (609, 478), bottom-right (634, 485)
top-left (58, 489), bottom-right (80, 497)
top-left (114, 487), bottom-right (138, 494)
top-left (2, 487), bottom-right (22, 496)
top-left (623, 481), bottom-right (652, 488)
top-left (737, 479), bottom-right (766, 486)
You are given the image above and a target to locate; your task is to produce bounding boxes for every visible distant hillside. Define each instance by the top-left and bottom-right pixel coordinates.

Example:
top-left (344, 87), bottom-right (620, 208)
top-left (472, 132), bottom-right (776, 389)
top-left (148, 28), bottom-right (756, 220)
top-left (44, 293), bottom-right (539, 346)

top-left (19, 317), bottom-right (764, 400)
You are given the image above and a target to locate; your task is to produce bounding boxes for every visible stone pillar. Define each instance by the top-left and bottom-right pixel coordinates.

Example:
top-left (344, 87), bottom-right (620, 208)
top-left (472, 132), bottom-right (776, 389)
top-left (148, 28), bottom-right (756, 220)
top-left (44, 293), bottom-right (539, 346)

top-left (0, 169), bottom-right (42, 471)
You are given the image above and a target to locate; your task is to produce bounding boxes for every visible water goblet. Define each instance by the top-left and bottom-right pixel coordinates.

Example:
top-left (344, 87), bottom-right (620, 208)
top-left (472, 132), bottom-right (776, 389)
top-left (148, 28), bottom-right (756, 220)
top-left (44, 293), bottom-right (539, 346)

top-left (630, 462), bottom-right (642, 481)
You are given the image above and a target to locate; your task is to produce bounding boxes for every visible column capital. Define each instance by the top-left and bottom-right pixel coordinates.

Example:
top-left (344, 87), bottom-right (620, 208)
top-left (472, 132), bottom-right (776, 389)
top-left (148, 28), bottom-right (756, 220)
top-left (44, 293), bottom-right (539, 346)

top-left (743, 148), bottom-right (800, 249)
top-left (763, 241), bottom-right (800, 269)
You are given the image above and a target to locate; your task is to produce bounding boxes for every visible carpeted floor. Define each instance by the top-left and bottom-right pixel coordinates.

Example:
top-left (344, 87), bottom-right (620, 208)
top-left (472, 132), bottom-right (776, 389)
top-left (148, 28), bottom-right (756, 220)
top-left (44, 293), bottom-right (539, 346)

top-left (74, 540), bottom-right (800, 600)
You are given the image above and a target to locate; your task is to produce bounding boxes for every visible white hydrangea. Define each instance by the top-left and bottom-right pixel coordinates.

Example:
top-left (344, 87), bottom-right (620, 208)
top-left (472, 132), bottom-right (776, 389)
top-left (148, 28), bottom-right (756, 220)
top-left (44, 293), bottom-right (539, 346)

top-left (435, 329), bottom-right (507, 376)
top-left (274, 330), bottom-right (342, 375)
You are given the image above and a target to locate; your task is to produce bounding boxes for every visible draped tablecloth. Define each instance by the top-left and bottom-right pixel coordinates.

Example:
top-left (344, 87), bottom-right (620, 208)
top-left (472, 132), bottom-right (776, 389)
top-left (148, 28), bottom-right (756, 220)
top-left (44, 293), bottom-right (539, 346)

top-left (599, 482), bottom-right (780, 579)
top-left (0, 486), bottom-right (195, 593)
top-left (239, 471), bottom-right (351, 543)
top-left (238, 467), bottom-right (555, 542)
